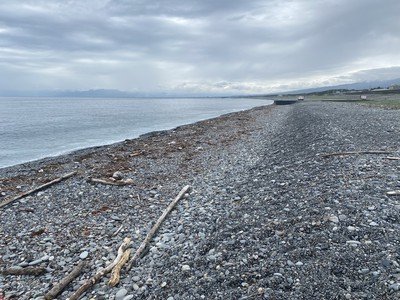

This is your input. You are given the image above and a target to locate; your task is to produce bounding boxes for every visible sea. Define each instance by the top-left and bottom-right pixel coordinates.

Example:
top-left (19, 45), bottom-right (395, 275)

top-left (0, 97), bottom-right (273, 168)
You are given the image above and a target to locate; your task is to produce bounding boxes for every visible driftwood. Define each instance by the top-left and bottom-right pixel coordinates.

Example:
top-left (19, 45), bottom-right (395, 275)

top-left (126, 185), bottom-right (190, 271)
top-left (68, 237), bottom-right (131, 300)
top-left (129, 150), bottom-right (143, 157)
top-left (385, 156), bottom-right (400, 160)
top-left (0, 171), bottom-right (77, 209)
top-left (44, 261), bottom-right (85, 300)
top-left (387, 190), bottom-right (400, 196)
top-left (321, 150), bottom-right (392, 158)
top-left (87, 178), bottom-right (134, 186)
top-left (108, 248), bottom-right (131, 287)
top-left (112, 225), bottom-right (124, 237)
top-left (1, 266), bottom-right (46, 276)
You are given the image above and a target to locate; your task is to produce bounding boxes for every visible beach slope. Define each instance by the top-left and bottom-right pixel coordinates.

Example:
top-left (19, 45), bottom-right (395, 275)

top-left (0, 101), bottom-right (399, 299)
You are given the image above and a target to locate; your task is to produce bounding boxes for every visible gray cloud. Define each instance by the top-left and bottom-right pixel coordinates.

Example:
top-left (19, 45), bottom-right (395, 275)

top-left (1, 0), bottom-right (400, 94)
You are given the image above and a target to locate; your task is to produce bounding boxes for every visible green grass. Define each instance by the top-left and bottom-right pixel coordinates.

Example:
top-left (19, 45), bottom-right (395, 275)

top-left (358, 99), bottom-right (400, 109)
top-left (274, 92), bottom-right (400, 109)
top-left (302, 96), bottom-right (400, 109)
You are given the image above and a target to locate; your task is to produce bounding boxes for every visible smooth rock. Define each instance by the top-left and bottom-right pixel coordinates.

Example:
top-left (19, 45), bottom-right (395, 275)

top-left (287, 260), bottom-right (295, 267)
top-left (328, 215), bottom-right (339, 223)
top-left (182, 264), bottom-right (191, 271)
top-left (115, 288), bottom-right (128, 300)
top-left (113, 171), bottom-right (124, 180)
top-left (79, 251), bottom-right (89, 259)
top-left (347, 226), bottom-right (356, 232)
top-left (346, 240), bottom-right (361, 246)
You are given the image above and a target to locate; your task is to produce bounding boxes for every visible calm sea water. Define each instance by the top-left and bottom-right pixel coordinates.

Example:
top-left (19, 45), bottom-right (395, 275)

top-left (0, 97), bottom-right (273, 168)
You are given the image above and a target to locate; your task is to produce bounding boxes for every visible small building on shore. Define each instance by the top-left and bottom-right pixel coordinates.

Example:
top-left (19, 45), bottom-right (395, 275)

top-left (360, 95), bottom-right (367, 100)
top-left (297, 96), bottom-right (305, 101)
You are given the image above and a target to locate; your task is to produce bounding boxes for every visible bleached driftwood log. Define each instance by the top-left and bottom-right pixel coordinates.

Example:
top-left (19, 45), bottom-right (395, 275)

top-left (44, 261), bottom-right (85, 300)
top-left (385, 156), bottom-right (400, 160)
top-left (126, 185), bottom-right (190, 271)
top-left (68, 237), bottom-right (131, 300)
top-left (0, 171), bottom-right (77, 209)
top-left (108, 248), bottom-right (131, 287)
top-left (87, 178), bottom-right (134, 186)
top-left (387, 190), bottom-right (400, 196)
top-left (321, 150), bottom-right (392, 158)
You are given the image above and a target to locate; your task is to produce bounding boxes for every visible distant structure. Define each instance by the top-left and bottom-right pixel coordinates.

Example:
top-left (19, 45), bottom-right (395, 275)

top-left (297, 96), bottom-right (305, 101)
top-left (360, 95), bottom-right (367, 100)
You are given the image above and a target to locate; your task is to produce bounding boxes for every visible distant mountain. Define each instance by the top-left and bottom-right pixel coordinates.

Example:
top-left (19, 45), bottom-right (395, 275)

top-left (2, 77), bottom-right (400, 98)
top-left (280, 78), bottom-right (400, 95)
top-left (0, 89), bottom-right (229, 98)
top-left (0, 89), bottom-right (159, 98)
top-left (55, 89), bottom-right (133, 98)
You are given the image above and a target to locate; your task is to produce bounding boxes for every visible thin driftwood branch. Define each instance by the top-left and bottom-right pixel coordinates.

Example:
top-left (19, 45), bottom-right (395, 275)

top-left (44, 261), bottom-right (85, 300)
top-left (68, 237), bottom-right (131, 300)
top-left (387, 190), bottom-right (400, 196)
top-left (108, 248), bottom-right (131, 287)
top-left (112, 225), bottom-right (124, 237)
top-left (126, 185), bottom-right (190, 271)
top-left (1, 266), bottom-right (46, 276)
top-left (0, 171), bottom-right (77, 209)
top-left (385, 156), bottom-right (400, 160)
top-left (321, 150), bottom-right (392, 158)
top-left (87, 178), bottom-right (133, 186)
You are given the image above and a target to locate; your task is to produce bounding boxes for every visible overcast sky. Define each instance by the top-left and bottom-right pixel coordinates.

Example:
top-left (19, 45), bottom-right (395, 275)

top-left (1, 0), bottom-right (400, 94)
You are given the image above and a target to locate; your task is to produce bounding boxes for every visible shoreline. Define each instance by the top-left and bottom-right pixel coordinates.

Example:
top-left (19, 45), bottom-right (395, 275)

top-left (0, 104), bottom-right (277, 205)
top-left (1, 101), bottom-right (399, 299)
top-left (0, 103), bottom-right (273, 171)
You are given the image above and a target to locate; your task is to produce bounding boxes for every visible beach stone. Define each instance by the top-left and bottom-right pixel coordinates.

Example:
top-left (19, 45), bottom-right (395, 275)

top-left (79, 251), bottom-right (89, 259)
top-left (287, 260), bottom-right (295, 267)
top-left (115, 288), bottom-right (128, 300)
top-left (328, 215), bottom-right (339, 223)
top-left (347, 226), bottom-right (356, 232)
top-left (346, 240), bottom-right (361, 246)
top-left (113, 171), bottom-right (124, 180)
top-left (123, 295), bottom-right (134, 300)
top-left (182, 265), bottom-right (191, 271)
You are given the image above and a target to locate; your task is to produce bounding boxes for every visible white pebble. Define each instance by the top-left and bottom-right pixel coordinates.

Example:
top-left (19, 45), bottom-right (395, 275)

top-left (181, 264), bottom-right (191, 271)
top-left (79, 251), bottom-right (89, 259)
top-left (328, 215), bottom-right (339, 223)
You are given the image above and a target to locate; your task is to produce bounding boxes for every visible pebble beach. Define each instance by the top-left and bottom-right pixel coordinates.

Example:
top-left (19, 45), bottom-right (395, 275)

top-left (1, 101), bottom-right (399, 299)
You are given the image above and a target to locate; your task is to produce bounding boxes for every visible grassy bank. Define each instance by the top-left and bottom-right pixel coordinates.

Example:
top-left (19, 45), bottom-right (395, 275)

top-left (269, 90), bottom-right (400, 109)
top-left (318, 98), bottom-right (400, 109)
top-left (357, 98), bottom-right (400, 109)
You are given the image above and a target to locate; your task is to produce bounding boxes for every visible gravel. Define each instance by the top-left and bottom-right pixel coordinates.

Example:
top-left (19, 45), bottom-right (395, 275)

top-left (0, 101), bottom-right (399, 299)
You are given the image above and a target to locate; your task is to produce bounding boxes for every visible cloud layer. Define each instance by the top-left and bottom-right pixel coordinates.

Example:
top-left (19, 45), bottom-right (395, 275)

top-left (1, 0), bottom-right (400, 94)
